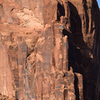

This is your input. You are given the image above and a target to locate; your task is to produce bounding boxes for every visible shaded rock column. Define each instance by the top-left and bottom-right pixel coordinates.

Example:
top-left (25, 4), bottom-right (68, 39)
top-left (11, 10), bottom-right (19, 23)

top-left (18, 40), bottom-right (28, 100)
top-left (63, 35), bottom-right (68, 72)
top-left (54, 23), bottom-right (64, 100)
top-left (35, 27), bottom-right (53, 100)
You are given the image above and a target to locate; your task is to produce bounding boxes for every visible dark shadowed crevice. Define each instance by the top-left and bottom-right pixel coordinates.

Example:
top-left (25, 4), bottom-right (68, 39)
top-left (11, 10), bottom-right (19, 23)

top-left (68, 2), bottom-right (82, 36)
top-left (64, 89), bottom-right (68, 100)
top-left (68, 41), bottom-right (82, 73)
top-left (15, 91), bottom-right (18, 100)
top-left (57, 2), bottom-right (65, 21)
top-left (74, 74), bottom-right (79, 100)
top-left (83, 0), bottom-right (89, 34)
top-left (62, 29), bottom-right (71, 37)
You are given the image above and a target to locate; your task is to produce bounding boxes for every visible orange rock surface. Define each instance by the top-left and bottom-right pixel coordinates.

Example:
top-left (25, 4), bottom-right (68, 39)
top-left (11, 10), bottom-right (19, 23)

top-left (0, 0), bottom-right (100, 100)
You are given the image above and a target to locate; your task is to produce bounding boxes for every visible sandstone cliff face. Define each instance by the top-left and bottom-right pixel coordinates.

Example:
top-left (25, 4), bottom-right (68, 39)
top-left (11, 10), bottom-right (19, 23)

top-left (0, 0), bottom-right (100, 100)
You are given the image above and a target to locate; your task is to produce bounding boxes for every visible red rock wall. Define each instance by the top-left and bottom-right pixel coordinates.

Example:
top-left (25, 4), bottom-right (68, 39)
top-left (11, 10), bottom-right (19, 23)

top-left (0, 0), bottom-right (100, 100)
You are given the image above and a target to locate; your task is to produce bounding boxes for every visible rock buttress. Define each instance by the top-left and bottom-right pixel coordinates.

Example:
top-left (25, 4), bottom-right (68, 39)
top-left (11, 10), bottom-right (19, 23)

top-left (0, 0), bottom-right (100, 100)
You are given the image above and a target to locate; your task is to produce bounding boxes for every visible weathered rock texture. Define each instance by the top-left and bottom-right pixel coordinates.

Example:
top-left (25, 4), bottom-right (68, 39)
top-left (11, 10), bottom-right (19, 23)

top-left (0, 0), bottom-right (100, 100)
